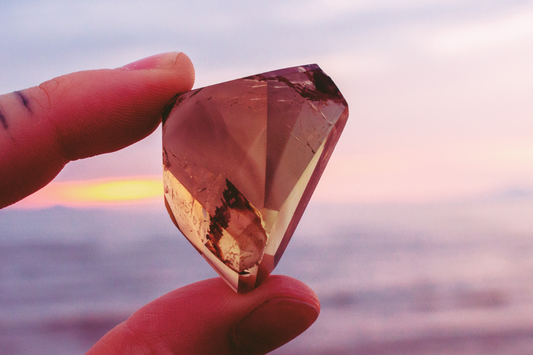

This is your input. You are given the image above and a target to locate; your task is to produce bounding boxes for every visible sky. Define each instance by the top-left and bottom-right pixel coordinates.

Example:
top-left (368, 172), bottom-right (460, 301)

top-left (2, 0), bottom-right (533, 208)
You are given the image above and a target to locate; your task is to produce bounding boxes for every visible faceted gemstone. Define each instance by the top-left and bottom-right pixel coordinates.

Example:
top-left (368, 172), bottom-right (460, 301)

top-left (162, 64), bottom-right (348, 293)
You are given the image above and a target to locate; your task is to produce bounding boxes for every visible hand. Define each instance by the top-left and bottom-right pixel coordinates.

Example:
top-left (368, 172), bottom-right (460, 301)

top-left (0, 52), bottom-right (320, 354)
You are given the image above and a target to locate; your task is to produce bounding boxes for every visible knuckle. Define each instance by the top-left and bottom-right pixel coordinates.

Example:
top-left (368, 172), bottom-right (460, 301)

top-left (35, 77), bottom-right (62, 111)
top-left (1, 73), bottom-right (71, 123)
top-left (0, 103), bottom-right (8, 130)
top-left (29, 74), bottom-right (73, 113)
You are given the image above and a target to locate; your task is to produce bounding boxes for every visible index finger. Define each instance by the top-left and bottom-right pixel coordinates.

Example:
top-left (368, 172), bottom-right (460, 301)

top-left (0, 52), bottom-right (195, 208)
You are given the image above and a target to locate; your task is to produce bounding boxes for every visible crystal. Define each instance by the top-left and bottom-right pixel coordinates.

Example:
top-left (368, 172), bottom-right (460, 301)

top-left (162, 64), bottom-right (348, 293)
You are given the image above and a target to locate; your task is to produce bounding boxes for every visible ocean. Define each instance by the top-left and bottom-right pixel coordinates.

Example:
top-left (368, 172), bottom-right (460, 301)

top-left (2, 196), bottom-right (533, 354)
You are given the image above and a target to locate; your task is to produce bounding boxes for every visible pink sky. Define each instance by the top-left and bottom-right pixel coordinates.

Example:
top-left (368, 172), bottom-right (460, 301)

top-left (5, 1), bottom-right (533, 208)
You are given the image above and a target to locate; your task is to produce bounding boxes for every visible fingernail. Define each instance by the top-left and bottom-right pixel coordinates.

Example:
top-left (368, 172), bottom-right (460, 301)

top-left (233, 298), bottom-right (319, 354)
top-left (120, 52), bottom-right (182, 70)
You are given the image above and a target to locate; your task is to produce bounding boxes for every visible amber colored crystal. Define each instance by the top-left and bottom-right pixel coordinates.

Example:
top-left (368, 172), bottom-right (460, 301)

top-left (162, 64), bottom-right (348, 293)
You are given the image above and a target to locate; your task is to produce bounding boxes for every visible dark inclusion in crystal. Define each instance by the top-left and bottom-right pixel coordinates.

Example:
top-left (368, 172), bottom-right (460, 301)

top-left (163, 64), bottom-right (349, 293)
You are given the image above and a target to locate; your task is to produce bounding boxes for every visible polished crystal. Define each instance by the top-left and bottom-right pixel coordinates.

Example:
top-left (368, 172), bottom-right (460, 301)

top-left (163, 64), bottom-right (348, 293)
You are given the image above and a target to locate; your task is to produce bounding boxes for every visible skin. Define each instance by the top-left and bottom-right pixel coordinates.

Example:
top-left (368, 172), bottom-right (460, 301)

top-left (0, 52), bottom-right (320, 354)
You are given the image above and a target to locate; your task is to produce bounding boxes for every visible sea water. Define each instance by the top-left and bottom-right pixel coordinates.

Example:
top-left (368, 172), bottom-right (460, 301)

top-left (2, 197), bottom-right (533, 354)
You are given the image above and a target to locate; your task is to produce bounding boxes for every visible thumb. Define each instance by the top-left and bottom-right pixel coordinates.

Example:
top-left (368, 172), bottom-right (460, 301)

top-left (0, 52), bottom-right (195, 208)
top-left (86, 276), bottom-right (320, 355)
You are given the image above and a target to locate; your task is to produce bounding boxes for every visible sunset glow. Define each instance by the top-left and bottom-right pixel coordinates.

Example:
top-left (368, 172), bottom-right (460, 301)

top-left (11, 177), bottom-right (163, 209)
top-left (11, 135), bottom-right (533, 209)
top-left (62, 179), bottom-right (162, 202)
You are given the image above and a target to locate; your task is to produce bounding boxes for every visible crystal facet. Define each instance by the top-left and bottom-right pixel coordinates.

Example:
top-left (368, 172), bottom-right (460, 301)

top-left (162, 64), bottom-right (348, 293)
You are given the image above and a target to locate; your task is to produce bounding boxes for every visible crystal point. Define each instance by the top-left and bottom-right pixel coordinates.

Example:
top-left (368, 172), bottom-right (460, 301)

top-left (163, 64), bottom-right (348, 293)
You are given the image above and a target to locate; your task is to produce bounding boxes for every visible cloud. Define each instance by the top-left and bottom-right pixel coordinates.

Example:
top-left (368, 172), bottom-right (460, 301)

top-left (273, 0), bottom-right (464, 24)
top-left (3, 0), bottom-right (241, 40)
top-left (430, 4), bottom-right (533, 55)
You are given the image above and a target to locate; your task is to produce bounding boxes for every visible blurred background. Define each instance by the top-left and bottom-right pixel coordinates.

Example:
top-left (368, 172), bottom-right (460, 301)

top-left (1, 0), bottom-right (533, 354)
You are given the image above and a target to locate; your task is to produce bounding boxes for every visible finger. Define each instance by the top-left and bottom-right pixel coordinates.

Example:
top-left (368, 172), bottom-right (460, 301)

top-left (0, 52), bottom-right (195, 208)
top-left (86, 275), bottom-right (320, 355)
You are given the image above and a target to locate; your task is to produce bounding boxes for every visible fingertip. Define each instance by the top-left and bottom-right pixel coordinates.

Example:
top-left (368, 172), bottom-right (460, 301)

top-left (119, 51), bottom-right (195, 91)
top-left (228, 275), bottom-right (320, 354)
top-left (256, 275), bottom-right (321, 311)
top-left (41, 52), bottom-right (197, 161)
top-left (232, 296), bottom-right (319, 355)
top-left (174, 52), bottom-right (195, 90)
